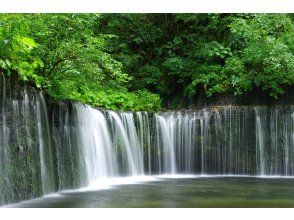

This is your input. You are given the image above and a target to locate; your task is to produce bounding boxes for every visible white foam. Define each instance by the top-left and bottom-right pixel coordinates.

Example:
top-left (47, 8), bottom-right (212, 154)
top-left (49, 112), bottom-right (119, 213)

top-left (2, 192), bottom-right (65, 208)
top-left (85, 175), bottom-right (157, 190)
top-left (155, 174), bottom-right (198, 179)
top-left (58, 175), bottom-right (158, 193)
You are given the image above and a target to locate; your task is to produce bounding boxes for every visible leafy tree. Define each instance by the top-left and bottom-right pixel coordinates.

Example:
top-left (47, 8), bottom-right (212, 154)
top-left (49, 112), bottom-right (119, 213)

top-left (0, 14), bottom-right (162, 111)
top-left (227, 14), bottom-right (294, 98)
top-left (99, 13), bottom-right (294, 102)
top-left (0, 13), bottom-right (293, 111)
top-left (0, 15), bottom-right (43, 86)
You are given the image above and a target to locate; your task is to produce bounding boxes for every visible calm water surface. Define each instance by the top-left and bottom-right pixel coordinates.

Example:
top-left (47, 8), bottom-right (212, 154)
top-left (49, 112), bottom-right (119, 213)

top-left (11, 177), bottom-right (294, 208)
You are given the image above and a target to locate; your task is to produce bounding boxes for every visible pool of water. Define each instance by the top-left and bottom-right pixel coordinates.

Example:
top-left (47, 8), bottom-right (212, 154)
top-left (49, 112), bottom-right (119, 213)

top-left (9, 176), bottom-right (294, 208)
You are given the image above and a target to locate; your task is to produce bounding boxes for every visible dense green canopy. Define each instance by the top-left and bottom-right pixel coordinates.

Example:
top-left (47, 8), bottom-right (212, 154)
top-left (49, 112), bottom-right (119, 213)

top-left (0, 14), bottom-right (294, 111)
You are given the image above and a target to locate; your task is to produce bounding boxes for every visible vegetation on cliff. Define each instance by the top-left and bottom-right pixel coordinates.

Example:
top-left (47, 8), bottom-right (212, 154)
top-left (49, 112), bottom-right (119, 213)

top-left (0, 14), bottom-right (294, 110)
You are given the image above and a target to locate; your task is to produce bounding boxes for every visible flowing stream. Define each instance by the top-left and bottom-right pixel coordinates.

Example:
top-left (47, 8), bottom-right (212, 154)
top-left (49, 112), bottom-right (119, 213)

top-left (0, 74), bottom-right (294, 206)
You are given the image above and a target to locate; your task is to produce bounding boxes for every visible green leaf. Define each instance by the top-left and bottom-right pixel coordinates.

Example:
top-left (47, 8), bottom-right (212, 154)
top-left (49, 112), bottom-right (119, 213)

top-left (21, 37), bottom-right (37, 49)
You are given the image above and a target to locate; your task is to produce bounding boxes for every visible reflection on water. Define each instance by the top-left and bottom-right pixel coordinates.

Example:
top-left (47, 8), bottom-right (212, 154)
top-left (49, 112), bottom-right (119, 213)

top-left (11, 177), bottom-right (294, 208)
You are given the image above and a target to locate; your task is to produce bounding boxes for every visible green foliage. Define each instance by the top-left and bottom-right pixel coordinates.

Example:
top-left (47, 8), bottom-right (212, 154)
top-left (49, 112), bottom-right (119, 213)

top-left (71, 89), bottom-right (161, 112)
top-left (0, 13), bottom-right (294, 111)
top-left (0, 14), bottom-right (161, 112)
top-left (98, 13), bottom-right (294, 102)
top-left (0, 15), bottom-right (43, 86)
top-left (228, 14), bottom-right (294, 98)
top-left (222, 57), bottom-right (252, 95)
top-left (185, 65), bottom-right (225, 97)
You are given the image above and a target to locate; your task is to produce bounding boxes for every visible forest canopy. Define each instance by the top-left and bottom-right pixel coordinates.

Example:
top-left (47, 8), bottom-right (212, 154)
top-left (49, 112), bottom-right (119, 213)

top-left (0, 14), bottom-right (294, 111)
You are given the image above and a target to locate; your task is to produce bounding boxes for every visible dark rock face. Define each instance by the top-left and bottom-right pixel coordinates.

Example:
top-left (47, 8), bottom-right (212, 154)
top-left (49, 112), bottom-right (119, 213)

top-left (165, 87), bottom-right (294, 109)
top-left (0, 74), bottom-right (43, 205)
top-left (0, 74), bottom-right (93, 206)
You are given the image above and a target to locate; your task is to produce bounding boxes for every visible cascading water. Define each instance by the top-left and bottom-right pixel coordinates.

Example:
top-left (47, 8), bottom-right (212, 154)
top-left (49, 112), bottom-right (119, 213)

top-left (154, 114), bottom-right (177, 174)
top-left (254, 107), bottom-right (266, 175)
top-left (75, 104), bottom-right (118, 182)
top-left (36, 93), bottom-right (56, 194)
top-left (107, 111), bottom-right (143, 176)
top-left (0, 73), bottom-right (294, 206)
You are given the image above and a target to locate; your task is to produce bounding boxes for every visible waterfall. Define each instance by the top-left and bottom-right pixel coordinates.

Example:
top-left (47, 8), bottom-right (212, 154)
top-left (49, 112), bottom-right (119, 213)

top-left (0, 73), bottom-right (294, 206)
top-left (75, 104), bottom-right (118, 182)
top-left (153, 106), bottom-right (293, 176)
top-left (154, 113), bottom-right (177, 174)
top-left (36, 93), bottom-right (56, 194)
top-left (254, 107), bottom-right (266, 175)
top-left (108, 111), bottom-right (142, 176)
